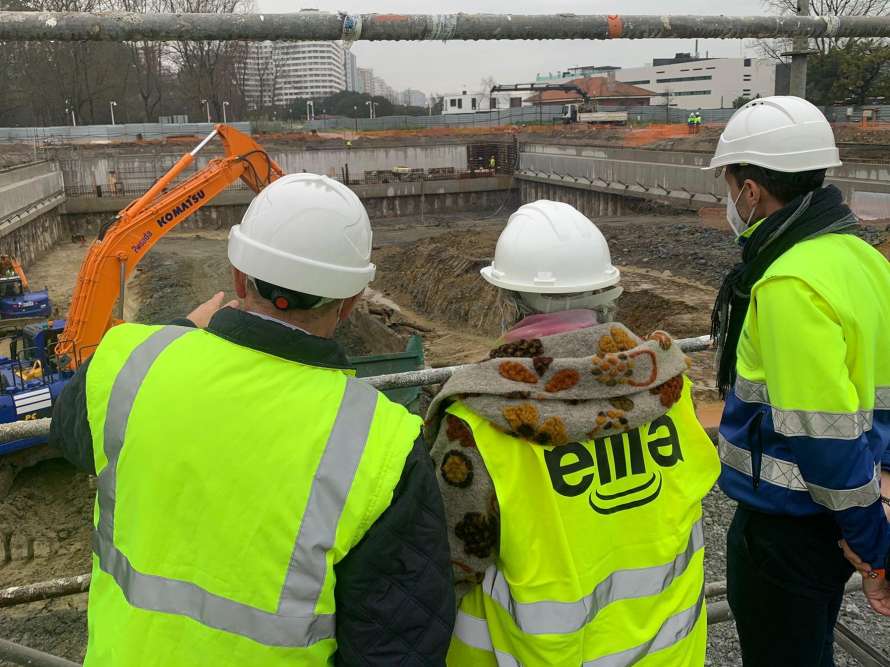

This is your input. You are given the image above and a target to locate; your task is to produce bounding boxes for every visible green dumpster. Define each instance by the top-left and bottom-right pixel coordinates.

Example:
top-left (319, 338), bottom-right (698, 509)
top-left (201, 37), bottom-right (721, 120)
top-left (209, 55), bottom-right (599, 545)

top-left (348, 335), bottom-right (425, 406)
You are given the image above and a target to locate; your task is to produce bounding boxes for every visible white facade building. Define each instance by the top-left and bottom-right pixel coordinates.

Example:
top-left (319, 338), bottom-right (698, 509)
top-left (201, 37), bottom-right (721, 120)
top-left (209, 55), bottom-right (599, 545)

top-left (344, 50), bottom-right (359, 93)
top-left (243, 41), bottom-right (347, 109)
top-left (358, 68), bottom-right (374, 96)
top-left (442, 90), bottom-right (534, 114)
top-left (612, 56), bottom-right (776, 110)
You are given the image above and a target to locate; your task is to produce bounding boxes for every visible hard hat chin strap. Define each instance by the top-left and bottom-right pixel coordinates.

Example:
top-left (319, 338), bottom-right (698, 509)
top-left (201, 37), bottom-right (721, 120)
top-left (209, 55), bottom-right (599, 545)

top-left (249, 276), bottom-right (338, 311)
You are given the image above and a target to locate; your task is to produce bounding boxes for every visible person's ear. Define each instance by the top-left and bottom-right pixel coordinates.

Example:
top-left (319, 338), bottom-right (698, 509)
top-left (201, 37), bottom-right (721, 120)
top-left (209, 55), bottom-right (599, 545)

top-left (338, 293), bottom-right (362, 322)
top-left (743, 179), bottom-right (762, 213)
top-left (233, 268), bottom-right (248, 299)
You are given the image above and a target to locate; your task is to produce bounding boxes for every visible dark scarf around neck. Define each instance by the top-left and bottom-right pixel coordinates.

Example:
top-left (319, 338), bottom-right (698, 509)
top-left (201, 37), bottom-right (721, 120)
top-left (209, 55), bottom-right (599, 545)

top-left (711, 184), bottom-right (859, 398)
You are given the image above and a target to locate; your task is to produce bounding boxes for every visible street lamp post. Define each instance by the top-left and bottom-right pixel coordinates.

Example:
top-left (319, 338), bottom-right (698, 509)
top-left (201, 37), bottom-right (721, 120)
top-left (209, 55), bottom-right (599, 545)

top-left (353, 105), bottom-right (358, 132)
top-left (222, 100), bottom-right (230, 123)
top-left (365, 100), bottom-right (375, 119)
top-left (306, 100), bottom-right (315, 122)
top-left (201, 99), bottom-right (211, 123)
top-left (65, 98), bottom-right (76, 126)
top-left (109, 100), bottom-right (117, 126)
top-left (322, 108), bottom-right (326, 129)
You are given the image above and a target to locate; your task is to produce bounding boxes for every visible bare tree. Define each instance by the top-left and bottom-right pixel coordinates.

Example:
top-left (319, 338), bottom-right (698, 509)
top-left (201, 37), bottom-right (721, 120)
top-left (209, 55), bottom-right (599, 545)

top-left (760, 0), bottom-right (890, 57)
top-left (232, 41), bottom-right (281, 118)
top-left (116, 0), bottom-right (167, 122)
top-left (167, 0), bottom-right (253, 122)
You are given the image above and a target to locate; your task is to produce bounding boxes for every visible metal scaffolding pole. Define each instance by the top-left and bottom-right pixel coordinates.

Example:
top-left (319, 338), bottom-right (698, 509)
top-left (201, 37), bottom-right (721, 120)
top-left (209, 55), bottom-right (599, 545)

top-left (0, 12), bottom-right (889, 42)
top-left (789, 0), bottom-right (813, 98)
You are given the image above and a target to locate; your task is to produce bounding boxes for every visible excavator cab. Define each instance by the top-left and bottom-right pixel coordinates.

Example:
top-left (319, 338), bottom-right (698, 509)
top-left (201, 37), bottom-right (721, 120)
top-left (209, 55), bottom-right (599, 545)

top-left (0, 255), bottom-right (51, 320)
top-left (0, 278), bottom-right (51, 319)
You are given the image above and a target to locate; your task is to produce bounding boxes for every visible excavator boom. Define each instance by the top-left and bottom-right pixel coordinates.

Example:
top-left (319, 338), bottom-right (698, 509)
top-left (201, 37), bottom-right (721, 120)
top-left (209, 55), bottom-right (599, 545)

top-left (56, 124), bottom-right (283, 367)
top-left (491, 83), bottom-right (591, 104)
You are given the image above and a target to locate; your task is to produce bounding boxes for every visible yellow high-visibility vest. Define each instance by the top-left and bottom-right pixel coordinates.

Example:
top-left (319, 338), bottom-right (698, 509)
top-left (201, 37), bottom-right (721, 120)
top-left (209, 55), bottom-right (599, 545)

top-left (84, 324), bottom-right (419, 666)
top-left (447, 378), bottom-right (720, 666)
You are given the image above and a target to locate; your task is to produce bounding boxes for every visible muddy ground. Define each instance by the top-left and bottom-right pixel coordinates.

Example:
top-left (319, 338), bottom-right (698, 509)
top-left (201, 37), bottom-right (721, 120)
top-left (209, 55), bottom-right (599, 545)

top-left (1, 212), bottom-right (888, 665)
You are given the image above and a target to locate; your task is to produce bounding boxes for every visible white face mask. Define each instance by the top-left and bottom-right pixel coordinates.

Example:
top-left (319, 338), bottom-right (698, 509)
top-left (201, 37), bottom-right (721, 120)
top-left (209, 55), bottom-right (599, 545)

top-left (726, 185), bottom-right (757, 237)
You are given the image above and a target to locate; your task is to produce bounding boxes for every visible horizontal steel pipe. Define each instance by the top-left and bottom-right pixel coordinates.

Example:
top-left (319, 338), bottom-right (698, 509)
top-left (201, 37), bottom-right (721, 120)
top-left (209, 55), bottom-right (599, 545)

top-left (0, 12), bottom-right (889, 42)
top-left (0, 337), bottom-right (713, 443)
top-left (0, 637), bottom-right (80, 667)
top-left (366, 335), bottom-right (713, 390)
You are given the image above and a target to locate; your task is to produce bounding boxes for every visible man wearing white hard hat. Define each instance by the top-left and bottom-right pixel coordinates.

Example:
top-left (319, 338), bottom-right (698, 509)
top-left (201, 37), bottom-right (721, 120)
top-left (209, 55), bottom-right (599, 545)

top-left (51, 174), bottom-right (455, 665)
top-left (425, 200), bottom-right (720, 666)
top-left (707, 96), bottom-right (890, 665)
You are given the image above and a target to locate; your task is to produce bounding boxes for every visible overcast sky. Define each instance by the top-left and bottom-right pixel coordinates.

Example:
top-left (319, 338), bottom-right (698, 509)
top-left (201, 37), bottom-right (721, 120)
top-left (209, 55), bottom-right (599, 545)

top-left (256, 0), bottom-right (772, 94)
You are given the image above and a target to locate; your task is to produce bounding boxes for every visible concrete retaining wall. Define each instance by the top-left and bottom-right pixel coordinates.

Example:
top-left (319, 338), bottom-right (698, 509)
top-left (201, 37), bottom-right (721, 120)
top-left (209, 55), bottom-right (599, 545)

top-left (63, 176), bottom-right (516, 233)
top-left (51, 143), bottom-right (470, 194)
top-left (517, 179), bottom-right (684, 218)
top-left (520, 143), bottom-right (890, 215)
top-left (0, 162), bottom-right (67, 268)
top-left (0, 161), bottom-right (66, 233)
top-left (0, 209), bottom-right (66, 269)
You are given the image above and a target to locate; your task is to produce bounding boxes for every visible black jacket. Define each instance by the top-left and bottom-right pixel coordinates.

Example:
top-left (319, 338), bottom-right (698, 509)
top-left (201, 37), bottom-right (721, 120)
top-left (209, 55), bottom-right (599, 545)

top-left (50, 308), bottom-right (455, 665)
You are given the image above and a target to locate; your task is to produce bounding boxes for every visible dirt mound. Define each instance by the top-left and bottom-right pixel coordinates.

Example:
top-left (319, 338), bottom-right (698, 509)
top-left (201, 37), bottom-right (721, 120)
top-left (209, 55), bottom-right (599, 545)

top-left (373, 230), bottom-right (503, 338)
top-left (372, 226), bottom-right (717, 341)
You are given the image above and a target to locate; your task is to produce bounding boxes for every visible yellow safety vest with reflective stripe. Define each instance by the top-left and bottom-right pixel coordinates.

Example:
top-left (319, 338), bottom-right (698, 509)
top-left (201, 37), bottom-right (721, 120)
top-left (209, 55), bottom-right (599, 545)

top-left (718, 231), bottom-right (890, 557)
top-left (83, 324), bottom-right (420, 666)
top-left (447, 378), bottom-right (720, 667)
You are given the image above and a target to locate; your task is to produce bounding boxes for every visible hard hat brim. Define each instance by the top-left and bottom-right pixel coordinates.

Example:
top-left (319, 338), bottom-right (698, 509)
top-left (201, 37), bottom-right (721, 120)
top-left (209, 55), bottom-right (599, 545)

top-left (480, 265), bottom-right (621, 294)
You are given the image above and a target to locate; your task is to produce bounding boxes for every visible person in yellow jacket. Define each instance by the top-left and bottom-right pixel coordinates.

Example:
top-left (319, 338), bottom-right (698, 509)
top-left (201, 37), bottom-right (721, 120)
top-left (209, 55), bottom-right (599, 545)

top-left (707, 96), bottom-right (890, 666)
top-left (50, 173), bottom-right (455, 666)
top-left (426, 200), bottom-right (721, 666)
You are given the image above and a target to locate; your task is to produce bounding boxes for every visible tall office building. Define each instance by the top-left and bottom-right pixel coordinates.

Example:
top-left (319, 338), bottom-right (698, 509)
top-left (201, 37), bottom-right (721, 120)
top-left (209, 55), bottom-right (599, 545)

top-left (243, 41), bottom-right (347, 109)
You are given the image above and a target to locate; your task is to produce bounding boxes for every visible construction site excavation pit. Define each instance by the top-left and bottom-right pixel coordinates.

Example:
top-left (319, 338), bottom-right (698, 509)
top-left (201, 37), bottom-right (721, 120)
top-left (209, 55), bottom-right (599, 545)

top-left (1, 210), bottom-right (889, 666)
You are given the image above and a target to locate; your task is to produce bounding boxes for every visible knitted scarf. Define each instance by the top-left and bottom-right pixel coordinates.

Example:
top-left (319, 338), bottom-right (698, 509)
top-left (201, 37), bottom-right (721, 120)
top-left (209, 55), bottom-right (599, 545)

top-left (711, 185), bottom-right (859, 398)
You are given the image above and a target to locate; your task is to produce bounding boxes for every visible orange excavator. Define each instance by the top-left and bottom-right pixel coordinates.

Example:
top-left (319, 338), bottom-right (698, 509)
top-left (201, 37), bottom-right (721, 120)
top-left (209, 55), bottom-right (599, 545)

top-left (55, 125), bottom-right (284, 368)
top-left (0, 125), bottom-right (283, 455)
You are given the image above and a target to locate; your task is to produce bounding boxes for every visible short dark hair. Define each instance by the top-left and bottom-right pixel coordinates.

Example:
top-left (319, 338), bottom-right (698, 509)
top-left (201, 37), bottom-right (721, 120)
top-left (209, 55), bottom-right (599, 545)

top-left (726, 164), bottom-right (827, 205)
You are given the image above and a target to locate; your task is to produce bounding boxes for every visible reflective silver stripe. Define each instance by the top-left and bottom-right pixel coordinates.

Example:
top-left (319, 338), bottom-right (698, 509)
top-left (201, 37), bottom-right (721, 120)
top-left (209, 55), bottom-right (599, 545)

top-left (278, 378), bottom-right (378, 617)
top-left (718, 434), bottom-right (807, 491)
top-left (735, 378), bottom-right (887, 438)
top-left (806, 464), bottom-right (881, 511)
top-left (719, 434), bottom-right (881, 509)
top-left (482, 519), bottom-right (703, 636)
top-left (582, 584), bottom-right (705, 667)
top-left (93, 326), bottom-right (378, 647)
top-left (772, 407), bottom-right (872, 440)
top-left (453, 611), bottom-right (520, 667)
top-left (876, 386), bottom-right (890, 410)
top-left (734, 377), bottom-right (769, 404)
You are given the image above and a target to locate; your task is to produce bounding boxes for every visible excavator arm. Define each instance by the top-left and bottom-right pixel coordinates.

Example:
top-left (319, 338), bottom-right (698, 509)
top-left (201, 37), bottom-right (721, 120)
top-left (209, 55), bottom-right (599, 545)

top-left (56, 124), bottom-right (284, 367)
top-left (491, 83), bottom-right (591, 104)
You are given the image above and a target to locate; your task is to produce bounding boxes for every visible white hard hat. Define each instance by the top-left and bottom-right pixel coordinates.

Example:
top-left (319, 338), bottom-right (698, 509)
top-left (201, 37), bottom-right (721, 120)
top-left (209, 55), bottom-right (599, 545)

top-left (481, 201), bottom-right (620, 294)
top-left (707, 96), bottom-right (841, 173)
top-left (228, 173), bottom-right (375, 299)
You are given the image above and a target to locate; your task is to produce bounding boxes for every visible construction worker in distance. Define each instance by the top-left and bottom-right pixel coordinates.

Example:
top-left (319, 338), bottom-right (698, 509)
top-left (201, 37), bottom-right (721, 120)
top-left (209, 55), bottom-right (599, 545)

top-left (426, 200), bottom-right (721, 666)
top-left (488, 155), bottom-right (496, 172)
top-left (706, 96), bottom-right (890, 666)
top-left (50, 173), bottom-right (455, 666)
top-left (695, 110), bottom-right (703, 133)
top-left (688, 111), bottom-right (696, 134)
